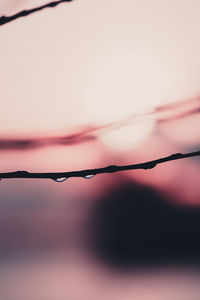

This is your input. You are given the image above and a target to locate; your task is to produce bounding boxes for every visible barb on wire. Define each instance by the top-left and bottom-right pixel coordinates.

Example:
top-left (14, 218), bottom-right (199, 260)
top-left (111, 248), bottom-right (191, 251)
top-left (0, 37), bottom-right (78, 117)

top-left (0, 0), bottom-right (73, 26)
top-left (0, 150), bottom-right (199, 181)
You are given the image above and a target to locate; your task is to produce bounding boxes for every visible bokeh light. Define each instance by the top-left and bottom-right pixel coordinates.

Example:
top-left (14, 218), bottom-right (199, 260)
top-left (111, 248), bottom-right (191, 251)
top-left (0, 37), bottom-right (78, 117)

top-left (85, 50), bottom-right (174, 150)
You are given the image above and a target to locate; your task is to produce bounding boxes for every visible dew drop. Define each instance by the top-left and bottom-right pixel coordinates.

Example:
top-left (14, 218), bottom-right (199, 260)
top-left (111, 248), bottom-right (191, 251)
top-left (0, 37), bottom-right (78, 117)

top-left (83, 174), bottom-right (95, 179)
top-left (52, 177), bottom-right (68, 182)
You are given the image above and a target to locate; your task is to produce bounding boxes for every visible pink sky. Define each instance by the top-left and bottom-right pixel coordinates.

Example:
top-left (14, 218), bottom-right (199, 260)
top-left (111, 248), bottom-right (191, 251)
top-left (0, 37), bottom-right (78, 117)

top-left (1, 0), bottom-right (200, 135)
top-left (0, 0), bottom-right (200, 204)
top-left (0, 3), bottom-right (200, 299)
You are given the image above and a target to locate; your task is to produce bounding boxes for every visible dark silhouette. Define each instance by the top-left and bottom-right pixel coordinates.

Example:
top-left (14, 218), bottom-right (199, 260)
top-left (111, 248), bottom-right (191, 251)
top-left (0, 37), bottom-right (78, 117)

top-left (0, 0), bottom-right (73, 26)
top-left (91, 182), bottom-right (200, 268)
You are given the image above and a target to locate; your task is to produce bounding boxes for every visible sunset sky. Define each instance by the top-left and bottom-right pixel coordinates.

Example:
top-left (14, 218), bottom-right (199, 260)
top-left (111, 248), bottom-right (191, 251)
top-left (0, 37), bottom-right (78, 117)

top-left (1, 0), bottom-right (200, 134)
top-left (0, 0), bottom-right (200, 198)
top-left (0, 1), bottom-right (200, 299)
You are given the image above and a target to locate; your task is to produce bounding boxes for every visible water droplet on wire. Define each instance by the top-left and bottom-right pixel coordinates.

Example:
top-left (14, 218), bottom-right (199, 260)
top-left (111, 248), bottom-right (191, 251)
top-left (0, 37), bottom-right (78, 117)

top-left (83, 174), bottom-right (95, 179)
top-left (52, 177), bottom-right (68, 183)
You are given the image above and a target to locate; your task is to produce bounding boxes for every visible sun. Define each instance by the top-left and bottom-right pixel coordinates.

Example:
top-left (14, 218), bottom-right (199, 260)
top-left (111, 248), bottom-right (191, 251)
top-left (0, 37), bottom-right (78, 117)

top-left (84, 50), bottom-right (169, 150)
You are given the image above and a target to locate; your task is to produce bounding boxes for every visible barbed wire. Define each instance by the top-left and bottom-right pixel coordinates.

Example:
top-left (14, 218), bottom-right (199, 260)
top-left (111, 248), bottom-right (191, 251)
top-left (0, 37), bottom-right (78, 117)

top-left (0, 150), bottom-right (199, 181)
top-left (0, 0), bottom-right (73, 26)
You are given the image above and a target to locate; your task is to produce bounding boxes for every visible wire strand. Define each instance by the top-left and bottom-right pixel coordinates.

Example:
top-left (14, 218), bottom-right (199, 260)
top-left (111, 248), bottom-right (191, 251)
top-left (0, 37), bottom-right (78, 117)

top-left (0, 150), bottom-right (199, 180)
top-left (0, 0), bottom-right (73, 26)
